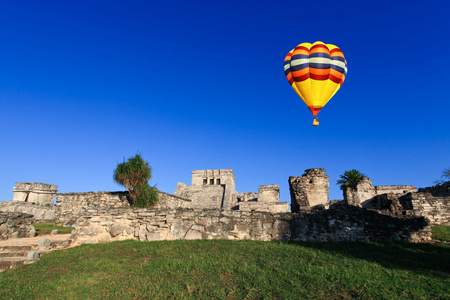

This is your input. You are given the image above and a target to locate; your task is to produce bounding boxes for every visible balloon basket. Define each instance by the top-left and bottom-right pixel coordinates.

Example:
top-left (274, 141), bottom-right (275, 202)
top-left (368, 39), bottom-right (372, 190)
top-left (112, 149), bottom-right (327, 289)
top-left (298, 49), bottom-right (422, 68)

top-left (313, 118), bottom-right (319, 126)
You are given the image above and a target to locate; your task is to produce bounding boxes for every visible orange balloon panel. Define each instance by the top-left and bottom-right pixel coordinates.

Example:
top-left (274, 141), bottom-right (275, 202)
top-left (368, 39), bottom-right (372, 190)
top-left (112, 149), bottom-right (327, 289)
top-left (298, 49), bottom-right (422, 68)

top-left (284, 41), bottom-right (347, 116)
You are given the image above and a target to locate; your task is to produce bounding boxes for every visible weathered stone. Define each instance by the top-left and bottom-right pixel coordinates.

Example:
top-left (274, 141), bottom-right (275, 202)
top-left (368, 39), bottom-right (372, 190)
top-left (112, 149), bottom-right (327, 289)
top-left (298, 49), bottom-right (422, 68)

top-left (51, 229), bottom-right (59, 235)
top-left (13, 182), bottom-right (58, 206)
top-left (289, 169), bottom-right (329, 212)
top-left (108, 224), bottom-right (127, 237)
top-left (38, 238), bottom-right (52, 250)
top-left (185, 229), bottom-right (203, 240)
top-left (26, 250), bottom-right (40, 261)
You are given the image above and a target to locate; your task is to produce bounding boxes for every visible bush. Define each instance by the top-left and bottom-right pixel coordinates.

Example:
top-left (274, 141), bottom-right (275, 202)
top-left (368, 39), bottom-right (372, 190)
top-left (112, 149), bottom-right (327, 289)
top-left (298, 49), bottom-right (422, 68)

top-left (113, 153), bottom-right (158, 207)
top-left (336, 169), bottom-right (366, 190)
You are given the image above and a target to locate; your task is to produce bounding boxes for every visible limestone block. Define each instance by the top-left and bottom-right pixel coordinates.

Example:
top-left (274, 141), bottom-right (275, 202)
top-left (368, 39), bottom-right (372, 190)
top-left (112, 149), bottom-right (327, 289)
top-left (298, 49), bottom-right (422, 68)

top-left (146, 231), bottom-right (163, 241)
top-left (51, 229), bottom-right (59, 235)
top-left (138, 226), bottom-right (147, 241)
top-left (38, 238), bottom-right (52, 250)
top-left (97, 232), bottom-right (111, 243)
top-left (185, 229), bottom-right (203, 240)
top-left (109, 224), bottom-right (128, 237)
top-left (26, 250), bottom-right (40, 261)
top-left (258, 184), bottom-right (280, 203)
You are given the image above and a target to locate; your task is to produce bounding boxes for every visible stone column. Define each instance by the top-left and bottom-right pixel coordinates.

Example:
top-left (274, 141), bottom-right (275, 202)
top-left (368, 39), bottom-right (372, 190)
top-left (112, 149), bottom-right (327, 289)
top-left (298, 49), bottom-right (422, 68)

top-left (289, 168), bottom-right (329, 213)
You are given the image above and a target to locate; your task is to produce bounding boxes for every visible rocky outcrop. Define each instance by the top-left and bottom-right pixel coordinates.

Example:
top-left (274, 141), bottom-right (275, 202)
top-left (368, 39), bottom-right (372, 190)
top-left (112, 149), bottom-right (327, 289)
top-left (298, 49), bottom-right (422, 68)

top-left (0, 212), bottom-right (36, 240)
top-left (289, 168), bottom-right (329, 212)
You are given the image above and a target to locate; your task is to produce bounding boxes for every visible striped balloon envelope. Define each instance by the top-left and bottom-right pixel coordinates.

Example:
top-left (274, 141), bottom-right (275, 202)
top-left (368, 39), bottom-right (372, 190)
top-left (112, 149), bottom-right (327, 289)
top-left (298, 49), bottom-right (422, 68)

top-left (284, 41), bottom-right (347, 126)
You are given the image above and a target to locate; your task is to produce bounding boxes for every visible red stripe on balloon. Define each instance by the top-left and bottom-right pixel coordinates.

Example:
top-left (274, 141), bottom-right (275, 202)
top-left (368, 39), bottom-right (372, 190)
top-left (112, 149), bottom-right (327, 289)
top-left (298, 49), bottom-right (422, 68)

top-left (329, 74), bottom-right (341, 84)
top-left (310, 74), bottom-right (329, 80)
top-left (293, 73), bottom-right (310, 82)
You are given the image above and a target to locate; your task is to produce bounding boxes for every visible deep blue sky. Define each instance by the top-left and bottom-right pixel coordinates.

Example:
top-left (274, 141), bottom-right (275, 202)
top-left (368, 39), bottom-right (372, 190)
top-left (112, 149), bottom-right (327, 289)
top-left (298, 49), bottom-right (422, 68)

top-left (1, 1), bottom-right (449, 202)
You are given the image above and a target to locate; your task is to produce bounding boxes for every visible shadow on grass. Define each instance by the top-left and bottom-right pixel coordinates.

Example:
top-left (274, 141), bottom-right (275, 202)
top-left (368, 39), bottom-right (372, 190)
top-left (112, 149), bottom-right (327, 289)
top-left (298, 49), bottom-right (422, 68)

top-left (295, 241), bottom-right (450, 277)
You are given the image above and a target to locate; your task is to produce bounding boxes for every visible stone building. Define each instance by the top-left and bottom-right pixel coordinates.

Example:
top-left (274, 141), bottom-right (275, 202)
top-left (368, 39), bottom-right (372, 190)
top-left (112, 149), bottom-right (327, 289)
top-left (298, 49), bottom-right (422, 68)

top-left (174, 169), bottom-right (289, 212)
top-left (174, 169), bottom-right (238, 209)
top-left (12, 182), bottom-right (58, 206)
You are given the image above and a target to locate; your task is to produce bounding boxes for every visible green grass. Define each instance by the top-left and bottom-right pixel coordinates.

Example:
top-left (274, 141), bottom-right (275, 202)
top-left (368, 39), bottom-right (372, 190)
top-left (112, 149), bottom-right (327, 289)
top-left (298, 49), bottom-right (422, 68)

top-left (0, 240), bottom-right (448, 299)
top-left (432, 226), bottom-right (450, 242)
top-left (32, 223), bottom-right (74, 235)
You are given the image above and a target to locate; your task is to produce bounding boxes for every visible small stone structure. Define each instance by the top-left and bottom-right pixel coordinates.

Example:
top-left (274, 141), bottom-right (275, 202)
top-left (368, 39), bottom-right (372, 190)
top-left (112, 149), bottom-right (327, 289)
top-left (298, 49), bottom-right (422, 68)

top-left (344, 177), bottom-right (416, 208)
top-left (174, 169), bottom-right (238, 209)
top-left (289, 168), bottom-right (329, 212)
top-left (237, 185), bottom-right (289, 213)
top-left (12, 182), bottom-right (58, 206)
top-left (175, 169), bottom-right (289, 212)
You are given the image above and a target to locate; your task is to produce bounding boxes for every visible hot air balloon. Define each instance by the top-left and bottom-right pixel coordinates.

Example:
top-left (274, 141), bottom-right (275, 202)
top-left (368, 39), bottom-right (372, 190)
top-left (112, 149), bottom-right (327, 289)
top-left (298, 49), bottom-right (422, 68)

top-left (284, 41), bottom-right (347, 126)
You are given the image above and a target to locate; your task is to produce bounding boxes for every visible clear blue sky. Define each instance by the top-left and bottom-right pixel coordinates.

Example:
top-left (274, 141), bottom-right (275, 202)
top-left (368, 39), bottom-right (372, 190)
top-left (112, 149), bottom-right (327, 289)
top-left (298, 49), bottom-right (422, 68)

top-left (1, 1), bottom-right (449, 202)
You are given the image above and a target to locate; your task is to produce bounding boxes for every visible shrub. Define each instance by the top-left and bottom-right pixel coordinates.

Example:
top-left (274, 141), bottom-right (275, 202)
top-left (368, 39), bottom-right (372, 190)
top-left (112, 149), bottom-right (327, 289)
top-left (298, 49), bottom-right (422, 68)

top-left (113, 153), bottom-right (158, 207)
top-left (337, 169), bottom-right (366, 190)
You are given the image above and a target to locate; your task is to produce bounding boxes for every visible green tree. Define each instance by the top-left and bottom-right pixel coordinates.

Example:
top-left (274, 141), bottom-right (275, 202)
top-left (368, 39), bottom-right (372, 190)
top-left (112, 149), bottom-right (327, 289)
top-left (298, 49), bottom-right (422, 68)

top-left (336, 169), bottom-right (366, 190)
top-left (113, 153), bottom-right (158, 207)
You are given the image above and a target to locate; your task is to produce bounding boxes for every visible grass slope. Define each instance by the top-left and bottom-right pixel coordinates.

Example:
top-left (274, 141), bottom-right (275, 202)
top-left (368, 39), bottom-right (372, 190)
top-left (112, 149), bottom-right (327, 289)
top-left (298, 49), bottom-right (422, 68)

top-left (432, 226), bottom-right (450, 242)
top-left (0, 240), bottom-right (448, 299)
top-left (33, 223), bottom-right (74, 235)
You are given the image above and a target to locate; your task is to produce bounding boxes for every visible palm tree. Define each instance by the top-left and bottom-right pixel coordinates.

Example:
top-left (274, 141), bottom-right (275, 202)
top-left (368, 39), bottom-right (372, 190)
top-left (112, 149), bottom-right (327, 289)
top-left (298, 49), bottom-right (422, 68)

top-left (337, 169), bottom-right (366, 190)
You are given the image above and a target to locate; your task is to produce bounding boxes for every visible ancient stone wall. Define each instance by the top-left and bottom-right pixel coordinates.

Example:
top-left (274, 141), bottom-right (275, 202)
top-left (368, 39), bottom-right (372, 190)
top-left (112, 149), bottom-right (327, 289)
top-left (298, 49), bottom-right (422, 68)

top-left (54, 191), bottom-right (131, 226)
top-left (12, 182), bottom-right (58, 206)
top-left (71, 205), bottom-right (430, 245)
top-left (289, 168), bottom-right (329, 212)
top-left (237, 202), bottom-right (290, 213)
top-left (0, 212), bottom-right (36, 240)
top-left (400, 184), bottom-right (450, 226)
top-left (174, 183), bottom-right (225, 209)
top-left (0, 202), bottom-right (57, 223)
top-left (54, 190), bottom-right (192, 226)
top-left (376, 185), bottom-right (417, 195)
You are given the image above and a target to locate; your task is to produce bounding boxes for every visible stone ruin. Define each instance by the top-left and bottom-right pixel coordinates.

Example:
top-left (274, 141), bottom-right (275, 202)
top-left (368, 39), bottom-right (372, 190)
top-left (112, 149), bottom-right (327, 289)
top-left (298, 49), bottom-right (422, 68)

top-left (12, 182), bottom-right (58, 206)
top-left (174, 169), bottom-right (289, 213)
top-left (0, 168), bottom-right (449, 244)
top-left (289, 168), bottom-right (330, 212)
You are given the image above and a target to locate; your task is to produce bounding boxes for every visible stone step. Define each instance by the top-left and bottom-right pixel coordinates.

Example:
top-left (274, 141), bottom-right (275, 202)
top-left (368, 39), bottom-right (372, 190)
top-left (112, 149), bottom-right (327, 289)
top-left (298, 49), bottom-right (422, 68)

top-left (0, 245), bottom-right (33, 252)
top-left (0, 251), bottom-right (28, 258)
top-left (0, 257), bottom-right (26, 271)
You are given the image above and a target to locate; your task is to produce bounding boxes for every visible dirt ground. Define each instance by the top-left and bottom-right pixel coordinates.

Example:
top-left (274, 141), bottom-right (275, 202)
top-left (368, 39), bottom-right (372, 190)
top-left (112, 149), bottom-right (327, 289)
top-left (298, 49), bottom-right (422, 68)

top-left (0, 234), bottom-right (72, 247)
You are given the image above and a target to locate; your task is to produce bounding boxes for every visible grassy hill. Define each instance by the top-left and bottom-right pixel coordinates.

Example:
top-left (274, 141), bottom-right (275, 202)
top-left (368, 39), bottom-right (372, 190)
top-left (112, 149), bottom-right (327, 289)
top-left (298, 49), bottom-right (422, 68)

top-left (0, 238), bottom-right (449, 299)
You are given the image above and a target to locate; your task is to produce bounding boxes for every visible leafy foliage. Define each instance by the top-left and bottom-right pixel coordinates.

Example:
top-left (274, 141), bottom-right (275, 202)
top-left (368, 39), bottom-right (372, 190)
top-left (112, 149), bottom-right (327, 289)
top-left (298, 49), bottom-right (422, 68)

top-left (337, 169), bottom-right (366, 190)
top-left (113, 153), bottom-right (158, 207)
